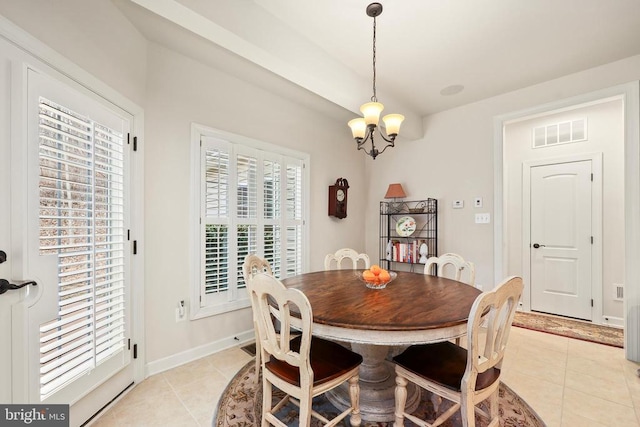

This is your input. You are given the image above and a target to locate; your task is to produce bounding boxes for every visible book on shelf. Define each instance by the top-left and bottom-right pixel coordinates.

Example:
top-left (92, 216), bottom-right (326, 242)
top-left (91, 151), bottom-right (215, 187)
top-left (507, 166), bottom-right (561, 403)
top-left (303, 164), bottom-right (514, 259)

top-left (389, 239), bottom-right (429, 264)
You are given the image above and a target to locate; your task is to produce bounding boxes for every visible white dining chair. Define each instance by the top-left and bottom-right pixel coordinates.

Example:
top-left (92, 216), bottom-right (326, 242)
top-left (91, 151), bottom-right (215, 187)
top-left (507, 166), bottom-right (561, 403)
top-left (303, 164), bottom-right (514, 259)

top-left (424, 252), bottom-right (476, 287)
top-left (324, 248), bottom-right (371, 270)
top-left (393, 276), bottom-right (523, 427)
top-left (242, 254), bottom-right (274, 384)
top-left (424, 253), bottom-right (477, 345)
top-left (247, 271), bottom-right (363, 426)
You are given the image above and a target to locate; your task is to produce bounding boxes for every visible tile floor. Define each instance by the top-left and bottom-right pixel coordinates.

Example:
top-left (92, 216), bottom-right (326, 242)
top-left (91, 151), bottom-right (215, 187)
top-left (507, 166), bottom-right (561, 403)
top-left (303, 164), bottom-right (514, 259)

top-left (90, 327), bottom-right (640, 427)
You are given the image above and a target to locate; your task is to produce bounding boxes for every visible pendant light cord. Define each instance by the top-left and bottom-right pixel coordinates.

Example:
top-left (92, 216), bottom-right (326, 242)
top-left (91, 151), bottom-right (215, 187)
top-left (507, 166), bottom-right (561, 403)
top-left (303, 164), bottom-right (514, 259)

top-left (371, 16), bottom-right (377, 102)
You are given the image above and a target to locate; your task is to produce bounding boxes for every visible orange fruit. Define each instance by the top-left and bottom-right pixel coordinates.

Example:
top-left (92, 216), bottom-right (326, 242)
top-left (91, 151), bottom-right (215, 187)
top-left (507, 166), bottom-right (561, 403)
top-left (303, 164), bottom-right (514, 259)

top-left (370, 265), bottom-right (382, 276)
top-left (362, 270), bottom-right (376, 282)
top-left (379, 270), bottom-right (391, 282)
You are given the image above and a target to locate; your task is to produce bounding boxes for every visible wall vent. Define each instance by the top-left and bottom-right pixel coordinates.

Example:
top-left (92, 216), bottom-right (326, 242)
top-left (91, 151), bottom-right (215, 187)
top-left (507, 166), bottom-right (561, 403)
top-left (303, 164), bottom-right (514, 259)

top-left (532, 119), bottom-right (587, 149)
top-left (614, 284), bottom-right (624, 301)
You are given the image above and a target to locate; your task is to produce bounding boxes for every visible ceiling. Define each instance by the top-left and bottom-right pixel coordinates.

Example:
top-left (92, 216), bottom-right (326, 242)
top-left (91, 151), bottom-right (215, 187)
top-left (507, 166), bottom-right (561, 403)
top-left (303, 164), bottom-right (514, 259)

top-left (117, 0), bottom-right (640, 140)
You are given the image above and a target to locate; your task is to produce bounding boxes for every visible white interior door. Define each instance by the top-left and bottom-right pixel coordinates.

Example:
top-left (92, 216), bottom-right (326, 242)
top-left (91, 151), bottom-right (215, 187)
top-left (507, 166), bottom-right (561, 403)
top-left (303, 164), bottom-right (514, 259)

top-left (530, 160), bottom-right (593, 320)
top-left (11, 67), bottom-right (134, 426)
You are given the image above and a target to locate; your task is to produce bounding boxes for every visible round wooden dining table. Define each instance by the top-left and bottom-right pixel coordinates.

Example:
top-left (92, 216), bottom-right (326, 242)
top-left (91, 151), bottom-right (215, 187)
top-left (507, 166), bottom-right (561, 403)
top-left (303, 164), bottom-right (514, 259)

top-left (281, 269), bottom-right (482, 422)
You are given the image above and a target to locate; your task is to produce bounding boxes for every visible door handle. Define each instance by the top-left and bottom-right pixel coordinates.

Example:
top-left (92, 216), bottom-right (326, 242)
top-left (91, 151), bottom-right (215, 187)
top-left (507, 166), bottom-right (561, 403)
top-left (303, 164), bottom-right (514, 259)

top-left (0, 279), bottom-right (37, 295)
top-left (0, 251), bottom-right (37, 294)
top-left (532, 243), bottom-right (546, 249)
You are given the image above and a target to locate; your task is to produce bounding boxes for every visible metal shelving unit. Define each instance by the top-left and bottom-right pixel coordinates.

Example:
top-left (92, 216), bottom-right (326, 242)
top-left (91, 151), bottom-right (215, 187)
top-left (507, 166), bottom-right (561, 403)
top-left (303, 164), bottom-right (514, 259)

top-left (379, 199), bottom-right (438, 271)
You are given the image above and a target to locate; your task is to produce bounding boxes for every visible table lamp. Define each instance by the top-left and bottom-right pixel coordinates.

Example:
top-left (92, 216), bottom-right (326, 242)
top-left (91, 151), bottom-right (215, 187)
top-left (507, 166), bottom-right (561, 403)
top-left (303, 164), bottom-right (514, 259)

top-left (385, 183), bottom-right (406, 213)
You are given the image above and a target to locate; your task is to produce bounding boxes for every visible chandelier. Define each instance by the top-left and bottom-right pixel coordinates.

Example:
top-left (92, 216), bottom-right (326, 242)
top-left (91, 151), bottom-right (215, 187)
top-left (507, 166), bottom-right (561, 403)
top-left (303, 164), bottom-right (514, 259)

top-left (348, 2), bottom-right (404, 160)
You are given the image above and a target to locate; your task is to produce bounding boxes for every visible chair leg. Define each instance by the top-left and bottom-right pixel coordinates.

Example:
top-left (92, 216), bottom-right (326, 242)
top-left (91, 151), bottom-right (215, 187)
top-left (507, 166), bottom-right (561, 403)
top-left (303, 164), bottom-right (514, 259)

top-left (460, 392), bottom-right (475, 427)
top-left (430, 393), bottom-right (443, 414)
top-left (348, 375), bottom-right (361, 426)
top-left (488, 388), bottom-right (499, 422)
top-left (254, 341), bottom-right (261, 385)
top-left (253, 322), bottom-right (261, 385)
top-left (262, 378), bottom-right (271, 427)
top-left (298, 391), bottom-right (313, 426)
top-left (394, 374), bottom-right (408, 427)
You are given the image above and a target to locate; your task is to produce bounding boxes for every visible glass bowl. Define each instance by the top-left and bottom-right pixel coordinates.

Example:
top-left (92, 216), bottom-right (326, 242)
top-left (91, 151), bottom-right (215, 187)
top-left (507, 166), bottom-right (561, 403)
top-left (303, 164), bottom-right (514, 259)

top-left (355, 270), bottom-right (397, 289)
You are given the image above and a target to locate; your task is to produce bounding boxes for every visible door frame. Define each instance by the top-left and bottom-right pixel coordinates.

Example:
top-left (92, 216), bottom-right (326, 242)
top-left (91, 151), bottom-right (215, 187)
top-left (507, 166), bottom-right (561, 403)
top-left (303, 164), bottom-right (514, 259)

top-left (1, 13), bottom-right (146, 417)
top-left (494, 81), bottom-right (640, 361)
top-left (521, 153), bottom-right (603, 320)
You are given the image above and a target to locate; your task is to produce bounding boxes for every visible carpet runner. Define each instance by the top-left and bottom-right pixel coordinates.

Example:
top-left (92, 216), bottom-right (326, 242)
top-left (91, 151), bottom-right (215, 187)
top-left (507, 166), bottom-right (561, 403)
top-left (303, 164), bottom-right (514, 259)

top-left (513, 311), bottom-right (623, 348)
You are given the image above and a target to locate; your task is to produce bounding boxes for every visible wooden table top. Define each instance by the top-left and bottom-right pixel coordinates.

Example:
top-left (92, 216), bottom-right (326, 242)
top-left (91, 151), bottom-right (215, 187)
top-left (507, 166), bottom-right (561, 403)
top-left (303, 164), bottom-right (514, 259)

top-left (281, 270), bottom-right (481, 333)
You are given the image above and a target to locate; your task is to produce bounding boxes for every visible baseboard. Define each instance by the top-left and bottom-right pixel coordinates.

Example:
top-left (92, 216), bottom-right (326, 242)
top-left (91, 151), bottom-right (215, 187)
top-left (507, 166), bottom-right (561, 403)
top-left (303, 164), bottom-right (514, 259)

top-left (145, 329), bottom-right (255, 377)
top-left (601, 315), bottom-right (624, 328)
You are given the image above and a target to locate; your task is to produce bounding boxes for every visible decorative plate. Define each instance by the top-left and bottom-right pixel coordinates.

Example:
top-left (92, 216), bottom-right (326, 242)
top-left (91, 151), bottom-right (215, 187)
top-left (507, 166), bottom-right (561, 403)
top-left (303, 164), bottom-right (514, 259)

top-left (396, 216), bottom-right (417, 237)
top-left (355, 271), bottom-right (398, 290)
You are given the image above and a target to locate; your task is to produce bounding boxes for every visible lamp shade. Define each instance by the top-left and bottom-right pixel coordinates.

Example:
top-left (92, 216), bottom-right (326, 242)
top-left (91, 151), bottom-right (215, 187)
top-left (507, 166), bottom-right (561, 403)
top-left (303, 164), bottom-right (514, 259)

top-left (348, 118), bottom-right (367, 139)
top-left (360, 102), bottom-right (384, 126)
top-left (382, 114), bottom-right (405, 136)
top-left (384, 183), bottom-right (406, 199)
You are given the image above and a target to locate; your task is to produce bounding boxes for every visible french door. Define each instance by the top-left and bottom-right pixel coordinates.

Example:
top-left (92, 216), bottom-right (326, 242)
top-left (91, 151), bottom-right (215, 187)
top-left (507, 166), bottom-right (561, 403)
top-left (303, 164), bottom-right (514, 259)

top-left (12, 67), bottom-right (135, 425)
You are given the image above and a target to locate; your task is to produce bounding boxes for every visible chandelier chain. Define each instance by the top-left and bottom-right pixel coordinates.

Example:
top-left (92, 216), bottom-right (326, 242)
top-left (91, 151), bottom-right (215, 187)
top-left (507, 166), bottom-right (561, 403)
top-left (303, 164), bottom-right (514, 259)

top-left (371, 16), bottom-right (377, 102)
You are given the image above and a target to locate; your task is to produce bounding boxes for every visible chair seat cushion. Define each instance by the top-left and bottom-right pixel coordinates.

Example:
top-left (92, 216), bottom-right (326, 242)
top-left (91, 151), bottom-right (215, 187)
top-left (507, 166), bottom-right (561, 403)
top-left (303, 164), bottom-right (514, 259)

top-left (266, 336), bottom-right (363, 387)
top-left (392, 341), bottom-right (500, 392)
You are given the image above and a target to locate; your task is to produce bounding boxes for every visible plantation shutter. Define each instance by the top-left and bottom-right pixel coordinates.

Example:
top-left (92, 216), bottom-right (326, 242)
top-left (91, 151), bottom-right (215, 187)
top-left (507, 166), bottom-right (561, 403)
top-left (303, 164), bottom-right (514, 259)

top-left (37, 97), bottom-right (126, 400)
top-left (284, 162), bottom-right (303, 277)
top-left (203, 142), bottom-right (231, 301)
top-left (263, 157), bottom-right (282, 278)
top-left (235, 150), bottom-right (258, 290)
top-left (199, 135), bottom-right (305, 309)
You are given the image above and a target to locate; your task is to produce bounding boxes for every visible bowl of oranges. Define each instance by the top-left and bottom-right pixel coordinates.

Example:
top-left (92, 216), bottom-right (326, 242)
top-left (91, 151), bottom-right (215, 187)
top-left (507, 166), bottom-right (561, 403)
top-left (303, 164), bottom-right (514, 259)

top-left (356, 265), bottom-right (397, 289)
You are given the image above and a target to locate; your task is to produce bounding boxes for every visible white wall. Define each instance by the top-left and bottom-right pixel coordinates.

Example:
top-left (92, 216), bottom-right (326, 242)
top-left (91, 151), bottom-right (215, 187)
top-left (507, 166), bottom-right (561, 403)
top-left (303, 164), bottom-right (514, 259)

top-left (0, 0), bottom-right (148, 106)
top-left (143, 42), bottom-right (367, 364)
top-left (365, 55), bottom-right (640, 309)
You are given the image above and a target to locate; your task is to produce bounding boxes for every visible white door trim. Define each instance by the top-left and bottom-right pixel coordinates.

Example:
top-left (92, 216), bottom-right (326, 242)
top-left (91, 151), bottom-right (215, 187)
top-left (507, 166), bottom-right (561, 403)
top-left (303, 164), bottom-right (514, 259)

top-left (494, 81), bottom-right (640, 361)
top-left (521, 153), bottom-right (603, 321)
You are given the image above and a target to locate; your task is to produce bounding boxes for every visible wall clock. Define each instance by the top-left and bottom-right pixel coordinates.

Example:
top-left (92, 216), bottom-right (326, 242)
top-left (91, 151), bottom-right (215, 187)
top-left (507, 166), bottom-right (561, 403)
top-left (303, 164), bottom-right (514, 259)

top-left (328, 178), bottom-right (349, 219)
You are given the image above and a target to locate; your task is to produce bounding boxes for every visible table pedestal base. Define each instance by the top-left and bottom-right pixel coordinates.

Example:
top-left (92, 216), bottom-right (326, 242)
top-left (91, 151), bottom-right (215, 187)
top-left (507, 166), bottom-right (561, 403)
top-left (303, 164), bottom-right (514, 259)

top-left (326, 344), bottom-right (420, 422)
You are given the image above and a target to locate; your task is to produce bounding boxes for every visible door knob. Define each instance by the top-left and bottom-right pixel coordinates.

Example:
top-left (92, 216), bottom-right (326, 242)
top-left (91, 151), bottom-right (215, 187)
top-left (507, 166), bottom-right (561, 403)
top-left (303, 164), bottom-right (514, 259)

top-left (532, 243), bottom-right (546, 249)
top-left (0, 250), bottom-right (6, 264)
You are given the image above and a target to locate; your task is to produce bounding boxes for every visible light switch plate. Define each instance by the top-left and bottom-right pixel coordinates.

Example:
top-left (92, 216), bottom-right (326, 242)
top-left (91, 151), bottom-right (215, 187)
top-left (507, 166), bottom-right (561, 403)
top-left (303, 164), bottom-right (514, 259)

top-left (474, 197), bottom-right (483, 208)
top-left (475, 213), bottom-right (490, 224)
top-left (452, 200), bottom-right (464, 209)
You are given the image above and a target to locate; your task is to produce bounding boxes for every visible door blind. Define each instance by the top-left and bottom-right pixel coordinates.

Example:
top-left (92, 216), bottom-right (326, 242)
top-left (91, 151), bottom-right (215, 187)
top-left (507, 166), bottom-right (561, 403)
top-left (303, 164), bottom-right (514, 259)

top-left (38, 97), bottom-right (126, 400)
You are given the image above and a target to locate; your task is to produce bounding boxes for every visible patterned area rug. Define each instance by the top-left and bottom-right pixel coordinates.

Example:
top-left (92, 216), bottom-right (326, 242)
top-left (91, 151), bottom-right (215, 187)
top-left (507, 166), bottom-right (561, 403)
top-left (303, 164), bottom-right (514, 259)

top-left (513, 311), bottom-right (624, 348)
top-left (213, 360), bottom-right (545, 427)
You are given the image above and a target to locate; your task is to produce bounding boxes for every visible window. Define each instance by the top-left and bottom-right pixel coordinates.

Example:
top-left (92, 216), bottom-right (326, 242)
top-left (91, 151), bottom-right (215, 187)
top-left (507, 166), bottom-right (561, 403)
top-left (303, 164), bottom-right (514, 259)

top-left (192, 127), bottom-right (308, 317)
